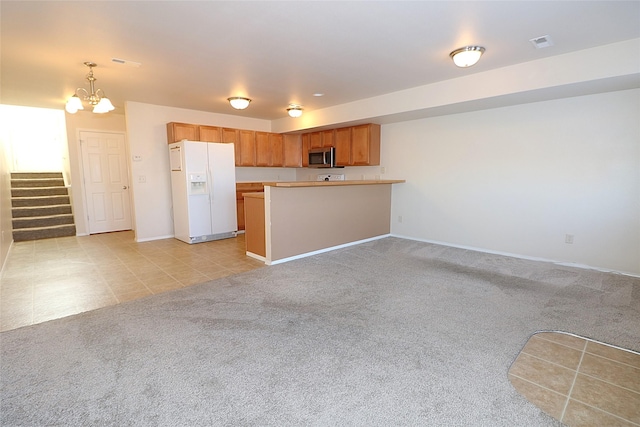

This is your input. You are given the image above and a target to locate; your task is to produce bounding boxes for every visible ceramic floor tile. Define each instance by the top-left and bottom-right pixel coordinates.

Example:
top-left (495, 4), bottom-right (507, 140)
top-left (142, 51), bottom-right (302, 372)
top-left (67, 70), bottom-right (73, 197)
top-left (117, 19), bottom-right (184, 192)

top-left (0, 232), bottom-right (260, 332)
top-left (562, 399), bottom-right (636, 427)
top-left (508, 352), bottom-right (576, 395)
top-left (586, 341), bottom-right (640, 369)
top-left (508, 374), bottom-right (567, 420)
top-left (510, 332), bottom-right (640, 427)
top-left (579, 353), bottom-right (640, 393)
top-left (571, 373), bottom-right (640, 424)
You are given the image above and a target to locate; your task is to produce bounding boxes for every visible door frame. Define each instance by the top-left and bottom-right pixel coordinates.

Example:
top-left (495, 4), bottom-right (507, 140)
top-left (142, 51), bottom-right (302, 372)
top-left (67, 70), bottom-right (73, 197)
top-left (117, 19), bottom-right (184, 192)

top-left (75, 129), bottom-right (133, 235)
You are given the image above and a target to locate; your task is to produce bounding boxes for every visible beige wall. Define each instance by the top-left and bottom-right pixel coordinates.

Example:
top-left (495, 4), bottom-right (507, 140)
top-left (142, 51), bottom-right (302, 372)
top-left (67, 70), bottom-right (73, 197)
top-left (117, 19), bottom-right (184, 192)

top-left (0, 117), bottom-right (12, 270)
top-left (266, 184), bottom-right (392, 263)
top-left (385, 89), bottom-right (640, 276)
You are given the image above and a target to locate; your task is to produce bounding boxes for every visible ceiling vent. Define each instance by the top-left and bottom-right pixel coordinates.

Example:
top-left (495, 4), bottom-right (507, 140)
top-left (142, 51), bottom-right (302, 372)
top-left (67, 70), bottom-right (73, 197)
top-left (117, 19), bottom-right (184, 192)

top-left (529, 35), bottom-right (554, 49)
top-left (112, 58), bottom-right (141, 67)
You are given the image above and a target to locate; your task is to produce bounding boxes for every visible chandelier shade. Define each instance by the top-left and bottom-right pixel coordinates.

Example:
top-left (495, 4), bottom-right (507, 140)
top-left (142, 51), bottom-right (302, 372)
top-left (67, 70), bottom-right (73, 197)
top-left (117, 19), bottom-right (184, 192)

top-left (287, 105), bottom-right (303, 118)
top-left (227, 97), bottom-right (251, 110)
top-left (449, 46), bottom-right (485, 68)
top-left (65, 62), bottom-right (115, 114)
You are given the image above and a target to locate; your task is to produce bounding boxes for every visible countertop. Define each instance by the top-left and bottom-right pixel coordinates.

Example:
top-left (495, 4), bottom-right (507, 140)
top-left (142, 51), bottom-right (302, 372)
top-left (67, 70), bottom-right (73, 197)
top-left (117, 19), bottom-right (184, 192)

top-left (261, 180), bottom-right (405, 188)
top-left (242, 192), bottom-right (264, 199)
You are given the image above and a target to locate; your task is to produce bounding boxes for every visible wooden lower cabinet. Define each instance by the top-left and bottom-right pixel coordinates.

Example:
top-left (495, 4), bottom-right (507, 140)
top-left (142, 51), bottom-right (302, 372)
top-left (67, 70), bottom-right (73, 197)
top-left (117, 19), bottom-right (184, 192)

top-left (243, 193), bottom-right (265, 258)
top-left (236, 182), bottom-right (264, 230)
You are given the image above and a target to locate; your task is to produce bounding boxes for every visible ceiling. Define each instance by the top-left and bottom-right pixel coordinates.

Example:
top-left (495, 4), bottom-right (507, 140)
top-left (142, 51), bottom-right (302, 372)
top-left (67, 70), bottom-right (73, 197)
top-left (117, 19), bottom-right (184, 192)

top-left (2, 1), bottom-right (639, 121)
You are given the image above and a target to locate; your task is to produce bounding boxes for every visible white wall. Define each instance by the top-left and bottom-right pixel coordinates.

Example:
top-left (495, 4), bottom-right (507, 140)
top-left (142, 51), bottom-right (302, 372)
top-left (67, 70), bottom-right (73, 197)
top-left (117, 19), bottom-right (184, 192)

top-left (124, 101), bottom-right (273, 242)
top-left (385, 89), bottom-right (640, 275)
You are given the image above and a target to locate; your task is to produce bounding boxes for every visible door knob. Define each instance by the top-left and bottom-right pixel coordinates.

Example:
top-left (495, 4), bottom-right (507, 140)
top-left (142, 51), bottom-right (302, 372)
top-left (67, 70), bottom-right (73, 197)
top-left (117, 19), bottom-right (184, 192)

top-left (122, 186), bottom-right (128, 190)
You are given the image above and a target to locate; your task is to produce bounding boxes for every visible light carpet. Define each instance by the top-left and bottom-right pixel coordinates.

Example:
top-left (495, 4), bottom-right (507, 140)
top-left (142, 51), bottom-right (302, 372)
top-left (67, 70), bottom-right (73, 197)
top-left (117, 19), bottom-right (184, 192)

top-left (1, 237), bottom-right (639, 426)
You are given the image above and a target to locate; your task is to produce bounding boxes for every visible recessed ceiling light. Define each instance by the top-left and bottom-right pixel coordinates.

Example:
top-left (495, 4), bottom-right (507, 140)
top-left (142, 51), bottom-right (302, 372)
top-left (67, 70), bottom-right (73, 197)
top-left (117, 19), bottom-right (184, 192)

top-left (529, 35), bottom-right (554, 49)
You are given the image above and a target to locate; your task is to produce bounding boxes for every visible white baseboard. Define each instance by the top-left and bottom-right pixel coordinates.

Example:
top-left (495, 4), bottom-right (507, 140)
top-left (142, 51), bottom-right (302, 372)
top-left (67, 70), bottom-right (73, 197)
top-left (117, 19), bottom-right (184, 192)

top-left (267, 234), bottom-right (390, 266)
top-left (391, 234), bottom-right (640, 278)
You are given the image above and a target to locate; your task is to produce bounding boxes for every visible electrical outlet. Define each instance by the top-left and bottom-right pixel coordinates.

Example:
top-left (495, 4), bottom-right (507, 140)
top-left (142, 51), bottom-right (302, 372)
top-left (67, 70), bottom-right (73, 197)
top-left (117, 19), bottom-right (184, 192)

top-left (138, 175), bottom-right (146, 183)
top-left (565, 234), bottom-right (574, 244)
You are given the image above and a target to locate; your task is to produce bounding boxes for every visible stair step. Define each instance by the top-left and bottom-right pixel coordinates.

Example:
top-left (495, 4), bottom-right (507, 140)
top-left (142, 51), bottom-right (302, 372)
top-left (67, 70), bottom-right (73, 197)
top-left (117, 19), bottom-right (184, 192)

top-left (11, 178), bottom-right (65, 188)
top-left (11, 186), bottom-right (69, 197)
top-left (11, 172), bottom-right (63, 179)
top-left (12, 204), bottom-right (73, 218)
top-left (12, 214), bottom-right (75, 230)
top-left (11, 195), bottom-right (71, 207)
top-left (13, 224), bottom-right (76, 242)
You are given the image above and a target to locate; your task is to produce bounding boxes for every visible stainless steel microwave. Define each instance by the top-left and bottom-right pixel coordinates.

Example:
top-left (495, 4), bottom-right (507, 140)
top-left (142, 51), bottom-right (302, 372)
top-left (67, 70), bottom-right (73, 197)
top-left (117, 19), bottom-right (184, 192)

top-left (308, 147), bottom-right (337, 168)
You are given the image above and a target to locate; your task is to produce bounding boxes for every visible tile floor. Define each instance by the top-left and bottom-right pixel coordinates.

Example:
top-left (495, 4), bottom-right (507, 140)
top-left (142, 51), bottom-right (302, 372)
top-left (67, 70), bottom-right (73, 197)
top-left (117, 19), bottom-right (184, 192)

top-left (509, 331), bottom-right (640, 426)
top-left (0, 231), bottom-right (264, 332)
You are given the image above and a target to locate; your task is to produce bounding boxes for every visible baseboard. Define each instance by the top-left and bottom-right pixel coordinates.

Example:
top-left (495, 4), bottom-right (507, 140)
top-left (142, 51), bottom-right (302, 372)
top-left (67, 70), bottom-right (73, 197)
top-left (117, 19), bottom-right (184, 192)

top-left (267, 234), bottom-right (390, 266)
top-left (390, 234), bottom-right (640, 278)
top-left (0, 239), bottom-right (15, 275)
top-left (135, 234), bottom-right (175, 243)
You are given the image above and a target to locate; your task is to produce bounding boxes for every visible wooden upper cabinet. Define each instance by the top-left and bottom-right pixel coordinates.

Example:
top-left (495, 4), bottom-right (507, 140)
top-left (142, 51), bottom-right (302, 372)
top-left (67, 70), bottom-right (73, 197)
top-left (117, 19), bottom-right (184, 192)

top-left (283, 134), bottom-right (302, 167)
top-left (167, 122), bottom-right (198, 143)
top-left (198, 125), bottom-right (222, 142)
top-left (238, 130), bottom-right (256, 166)
top-left (301, 134), bottom-right (310, 167)
top-left (321, 129), bottom-right (336, 147)
top-left (255, 131), bottom-right (270, 166)
top-left (269, 133), bottom-right (284, 167)
top-left (334, 127), bottom-right (351, 166)
top-left (351, 124), bottom-right (381, 166)
top-left (221, 128), bottom-right (241, 166)
top-left (309, 132), bottom-right (322, 149)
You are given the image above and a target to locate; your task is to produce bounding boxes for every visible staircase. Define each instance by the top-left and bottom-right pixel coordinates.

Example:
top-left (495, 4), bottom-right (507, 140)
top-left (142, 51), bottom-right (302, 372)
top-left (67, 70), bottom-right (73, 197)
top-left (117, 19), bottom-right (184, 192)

top-left (11, 172), bottom-right (76, 242)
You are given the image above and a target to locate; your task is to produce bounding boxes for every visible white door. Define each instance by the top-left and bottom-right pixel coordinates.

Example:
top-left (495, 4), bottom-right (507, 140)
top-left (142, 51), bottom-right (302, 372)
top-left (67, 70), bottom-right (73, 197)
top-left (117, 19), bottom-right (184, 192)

top-left (80, 131), bottom-right (132, 234)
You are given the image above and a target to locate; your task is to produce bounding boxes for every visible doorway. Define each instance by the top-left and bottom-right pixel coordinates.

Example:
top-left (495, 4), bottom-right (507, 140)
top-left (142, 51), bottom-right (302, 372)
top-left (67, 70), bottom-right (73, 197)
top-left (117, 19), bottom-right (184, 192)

top-left (79, 131), bottom-right (132, 234)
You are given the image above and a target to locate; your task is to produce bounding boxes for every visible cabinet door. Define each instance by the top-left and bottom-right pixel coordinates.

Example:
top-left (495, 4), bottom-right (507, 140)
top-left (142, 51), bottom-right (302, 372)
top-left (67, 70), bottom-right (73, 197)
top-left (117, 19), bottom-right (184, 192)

top-left (198, 125), bottom-right (221, 142)
top-left (255, 131), bottom-right (270, 166)
top-left (167, 122), bottom-right (198, 143)
top-left (334, 127), bottom-right (351, 166)
top-left (322, 129), bottom-right (336, 147)
top-left (283, 134), bottom-right (302, 167)
top-left (269, 133), bottom-right (284, 167)
top-left (309, 132), bottom-right (322, 149)
top-left (301, 134), bottom-right (310, 167)
top-left (238, 130), bottom-right (256, 166)
top-left (221, 128), bottom-right (241, 166)
top-left (351, 124), bottom-right (381, 166)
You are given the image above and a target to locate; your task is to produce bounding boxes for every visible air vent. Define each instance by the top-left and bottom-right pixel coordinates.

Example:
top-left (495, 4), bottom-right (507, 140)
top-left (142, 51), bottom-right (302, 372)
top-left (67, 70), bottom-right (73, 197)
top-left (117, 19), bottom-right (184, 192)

top-left (529, 35), bottom-right (554, 49)
top-left (111, 58), bottom-right (141, 67)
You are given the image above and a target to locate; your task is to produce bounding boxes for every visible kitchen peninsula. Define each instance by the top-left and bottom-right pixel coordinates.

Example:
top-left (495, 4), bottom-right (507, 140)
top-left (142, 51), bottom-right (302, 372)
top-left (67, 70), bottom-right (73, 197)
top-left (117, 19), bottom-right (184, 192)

top-left (244, 180), bottom-right (404, 264)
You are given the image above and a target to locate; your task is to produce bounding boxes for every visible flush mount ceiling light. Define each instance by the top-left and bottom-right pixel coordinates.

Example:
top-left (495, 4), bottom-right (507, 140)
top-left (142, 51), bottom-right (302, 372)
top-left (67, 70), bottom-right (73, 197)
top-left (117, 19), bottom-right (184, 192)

top-left (287, 105), bottom-right (303, 118)
top-left (227, 97), bottom-right (251, 110)
top-left (65, 62), bottom-right (115, 114)
top-left (449, 46), bottom-right (486, 68)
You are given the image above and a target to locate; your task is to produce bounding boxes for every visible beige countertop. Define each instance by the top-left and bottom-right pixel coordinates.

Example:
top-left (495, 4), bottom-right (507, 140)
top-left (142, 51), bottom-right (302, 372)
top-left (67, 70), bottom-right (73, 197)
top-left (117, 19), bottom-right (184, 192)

top-left (261, 180), bottom-right (405, 188)
top-left (242, 192), bottom-right (264, 199)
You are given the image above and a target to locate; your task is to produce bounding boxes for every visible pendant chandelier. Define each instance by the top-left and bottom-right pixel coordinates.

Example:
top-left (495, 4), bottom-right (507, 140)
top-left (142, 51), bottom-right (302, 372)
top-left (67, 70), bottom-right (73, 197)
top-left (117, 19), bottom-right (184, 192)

top-left (65, 62), bottom-right (115, 114)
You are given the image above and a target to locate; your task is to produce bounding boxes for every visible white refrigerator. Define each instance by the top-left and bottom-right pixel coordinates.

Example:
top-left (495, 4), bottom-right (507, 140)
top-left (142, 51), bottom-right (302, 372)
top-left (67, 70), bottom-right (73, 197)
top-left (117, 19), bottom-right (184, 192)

top-left (169, 141), bottom-right (237, 244)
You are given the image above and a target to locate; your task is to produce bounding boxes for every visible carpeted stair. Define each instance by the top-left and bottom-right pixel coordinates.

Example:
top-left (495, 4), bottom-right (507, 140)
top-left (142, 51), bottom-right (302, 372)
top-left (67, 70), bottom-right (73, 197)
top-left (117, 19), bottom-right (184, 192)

top-left (11, 172), bottom-right (76, 242)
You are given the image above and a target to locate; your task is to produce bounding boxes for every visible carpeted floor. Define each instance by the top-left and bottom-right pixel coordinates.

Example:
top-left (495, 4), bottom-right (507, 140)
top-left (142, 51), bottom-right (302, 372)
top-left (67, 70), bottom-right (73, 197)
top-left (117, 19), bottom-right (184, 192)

top-left (1, 237), bottom-right (638, 426)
